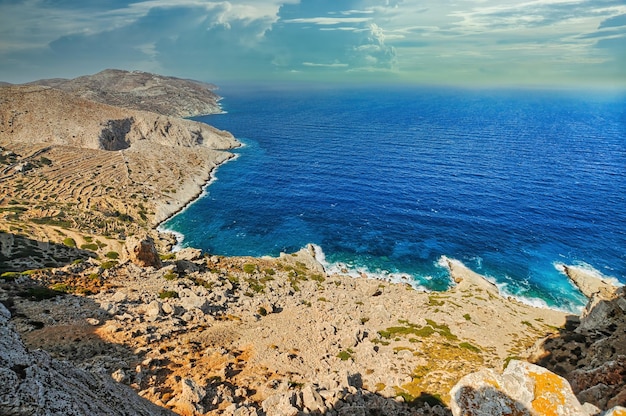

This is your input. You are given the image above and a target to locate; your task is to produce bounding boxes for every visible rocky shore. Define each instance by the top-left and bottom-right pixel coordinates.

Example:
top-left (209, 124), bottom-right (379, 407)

top-left (1, 71), bottom-right (625, 415)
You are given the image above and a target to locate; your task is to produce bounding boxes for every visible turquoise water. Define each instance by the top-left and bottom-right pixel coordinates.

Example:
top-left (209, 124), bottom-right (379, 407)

top-left (163, 87), bottom-right (626, 312)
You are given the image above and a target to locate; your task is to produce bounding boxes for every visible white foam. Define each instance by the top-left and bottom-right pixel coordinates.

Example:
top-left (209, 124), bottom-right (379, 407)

top-left (312, 243), bottom-right (431, 292)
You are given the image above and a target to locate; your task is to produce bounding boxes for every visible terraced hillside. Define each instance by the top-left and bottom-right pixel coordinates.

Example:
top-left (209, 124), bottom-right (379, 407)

top-left (0, 84), bottom-right (238, 271)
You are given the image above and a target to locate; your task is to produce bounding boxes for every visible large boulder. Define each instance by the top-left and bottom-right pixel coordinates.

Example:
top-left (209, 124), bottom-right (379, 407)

top-left (125, 234), bottom-right (162, 268)
top-left (450, 360), bottom-right (598, 416)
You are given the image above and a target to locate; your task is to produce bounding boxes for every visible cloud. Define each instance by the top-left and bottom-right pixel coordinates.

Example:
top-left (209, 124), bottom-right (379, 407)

top-left (0, 0), bottom-right (624, 86)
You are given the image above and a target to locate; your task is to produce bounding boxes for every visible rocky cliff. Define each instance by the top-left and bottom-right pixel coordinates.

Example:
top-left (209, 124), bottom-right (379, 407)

top-left (529, 268), bottom-right (626, 410)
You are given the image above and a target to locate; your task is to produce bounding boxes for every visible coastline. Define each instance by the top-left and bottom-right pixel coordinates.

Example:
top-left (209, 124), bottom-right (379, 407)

top-left (3, 74), bottom-right (625, 414)
top-left (154, 151), bottom-right (240, 231)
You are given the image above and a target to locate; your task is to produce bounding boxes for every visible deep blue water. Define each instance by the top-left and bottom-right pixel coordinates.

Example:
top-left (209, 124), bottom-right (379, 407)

top-left (162, 86), bottom-right (626, 312)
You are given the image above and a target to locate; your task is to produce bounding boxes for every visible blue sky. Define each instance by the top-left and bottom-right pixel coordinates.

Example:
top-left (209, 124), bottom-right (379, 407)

top-left (0, 0), bottom-right (624, 87)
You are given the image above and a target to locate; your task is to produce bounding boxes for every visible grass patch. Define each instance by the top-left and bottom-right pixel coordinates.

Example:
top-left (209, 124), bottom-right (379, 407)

top-left (1, 271), bottom-right (21, 281)
top-left (160, 253), bottom-right (176, 261)
top-left (337, 348), bottom-right (355, 361)
top-left (62, 237), bottom-right (77, 248)
top-left (163, 271), bottom-right (178, 281)
top-left (377, 319), bottom-right (458, 342)
top-left (243, 263), bottom-right (256, 274)
top-left (459, 342), bottom-right (481, 353)
top-left (100, 260), bottom-right (118, 270)
top-left (158, 290), bottom-right (179, 299)
top-left (428, 295), bottom-right (445, 306)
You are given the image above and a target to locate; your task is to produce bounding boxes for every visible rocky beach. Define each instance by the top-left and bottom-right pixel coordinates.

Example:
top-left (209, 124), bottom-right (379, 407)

top-left (1, 70), bottom-right (625, 415)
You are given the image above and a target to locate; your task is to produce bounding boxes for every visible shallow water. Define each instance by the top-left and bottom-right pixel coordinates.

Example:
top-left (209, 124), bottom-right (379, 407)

top-left (163, 86), bottom-right (626, 312)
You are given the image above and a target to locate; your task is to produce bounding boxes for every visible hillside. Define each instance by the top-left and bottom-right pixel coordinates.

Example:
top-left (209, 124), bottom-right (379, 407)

top-left (0, 83), bottom-right (238, 270)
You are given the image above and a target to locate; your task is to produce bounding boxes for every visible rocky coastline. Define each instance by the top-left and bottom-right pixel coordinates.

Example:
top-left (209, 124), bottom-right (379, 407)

top-left (1, 70), bottom-right (625, 415)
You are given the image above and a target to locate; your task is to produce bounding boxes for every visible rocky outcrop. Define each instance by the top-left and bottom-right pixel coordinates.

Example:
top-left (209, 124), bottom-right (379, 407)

top-left (530, 274), bottom-right (626, 410)
top-left (29, 69), bottom-right (223, 118)
top-left (450, 360), bottom-right (626, 416)
top-left (450, 360), bottom-right (600, 416)
top-left (0, 302), bottom-right (174, 416)
top-left (125, 234), bottom-right (162, 268)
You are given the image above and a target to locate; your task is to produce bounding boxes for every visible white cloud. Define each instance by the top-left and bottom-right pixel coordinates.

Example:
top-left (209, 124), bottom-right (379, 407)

top-left (284, 17), bottom-right (373, 25)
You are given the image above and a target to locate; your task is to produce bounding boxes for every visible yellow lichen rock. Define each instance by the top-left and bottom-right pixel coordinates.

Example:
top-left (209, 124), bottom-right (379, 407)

top-left (450, 360), bottom-right (599, 416)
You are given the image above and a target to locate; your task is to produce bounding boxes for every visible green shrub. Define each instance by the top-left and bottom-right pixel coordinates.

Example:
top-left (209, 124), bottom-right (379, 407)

top-left (80, 243), bottom-right (99, 251)
top-left (105, 251), bottom-right (119, 259)
top-left (100, 260), bottom-right (118, 270)
top-left (62, 238), bottom-right (77, 248)
top-left (258, 307), bottom-right (268, 316)
top-left (18, 286), bottom-right (62, 301)
top-left (263, 268), bottom-right (275, 276)
top-left (159, 290), bottom-right (179, 299)
top-left (337, 349), bottom-right (355, 361)
top-left (163, 271), bottom-right (178, 281)
top-left (50, 283), bottom-right (72, 293)
top-left (243, 263), bottom-right (256, 274)
top-left (160, 253), bottom-right (176, 261)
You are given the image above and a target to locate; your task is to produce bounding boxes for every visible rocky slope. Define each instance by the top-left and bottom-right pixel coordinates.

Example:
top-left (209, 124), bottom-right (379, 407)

top-left (0, 301), bottom-right (175, 416)
top-left (529, 268), bottom-right (626, 410)
top-left (28, 69), bottom-right (223, 118)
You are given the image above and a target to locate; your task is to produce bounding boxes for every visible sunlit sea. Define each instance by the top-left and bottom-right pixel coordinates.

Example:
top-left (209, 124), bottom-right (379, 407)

top-left (162, 86), bottom-right (626, 312)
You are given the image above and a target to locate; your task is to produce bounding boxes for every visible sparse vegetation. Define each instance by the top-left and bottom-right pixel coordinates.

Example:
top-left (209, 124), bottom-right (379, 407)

top-left (158, 290), bottom-right (179, 299)
top-left (337, 349), bottom-right (355, 361)
top-left (62, 237), bottom-right (77, 248)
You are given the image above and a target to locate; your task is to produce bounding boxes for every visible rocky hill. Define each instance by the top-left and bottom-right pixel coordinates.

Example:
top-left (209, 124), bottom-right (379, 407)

top-left (28, 69), bottom-right (223, 118)
top-left (0, 83), bottom-right (238, 266)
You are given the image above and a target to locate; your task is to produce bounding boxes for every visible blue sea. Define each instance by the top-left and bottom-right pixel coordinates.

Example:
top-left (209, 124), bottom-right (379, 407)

top-left (162, 86), bottom-right (626, 312)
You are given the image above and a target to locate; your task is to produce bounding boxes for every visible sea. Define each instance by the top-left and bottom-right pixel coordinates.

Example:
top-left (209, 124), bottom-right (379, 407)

top-left (161, 86), bottom-right (626, 313)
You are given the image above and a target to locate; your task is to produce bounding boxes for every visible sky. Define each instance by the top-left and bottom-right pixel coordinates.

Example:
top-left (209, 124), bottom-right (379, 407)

top-left (0, 0), bottom-right (625, 88)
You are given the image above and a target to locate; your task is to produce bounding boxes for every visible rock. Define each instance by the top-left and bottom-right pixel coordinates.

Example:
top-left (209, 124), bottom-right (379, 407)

top-left (561, 264), bottom-right (619, 301)
top-left (175, 248), bottom-right (203, 261)
top-left (302, 385), bottom-right (327, 413)
top-left (450, 360), bottom-right (597, 416)
top-left (604, 406), bottom-right (626, 416)
top-left (125, 235), bottom-right (162, 269)
top-left (175, 378), bottom-right (207, 414)
top-left (578, 287), bottom-right (626, 332)
top-left (144, 300), bottom-right (162, 321)
top-left (262, 392), bottom-right (299, 416)
top-left (179, 290), bottom-right (210, 313)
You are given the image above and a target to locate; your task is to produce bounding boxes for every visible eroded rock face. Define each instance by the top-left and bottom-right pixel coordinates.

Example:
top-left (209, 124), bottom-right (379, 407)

top-left (0, 303), bottom-right (174, 416)
top-left (530, 287), bottom-right (626, 410)
top-left (450, 360), bottom-right (597, 416)
top-left (125, 235), bottom-right (162, 268)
